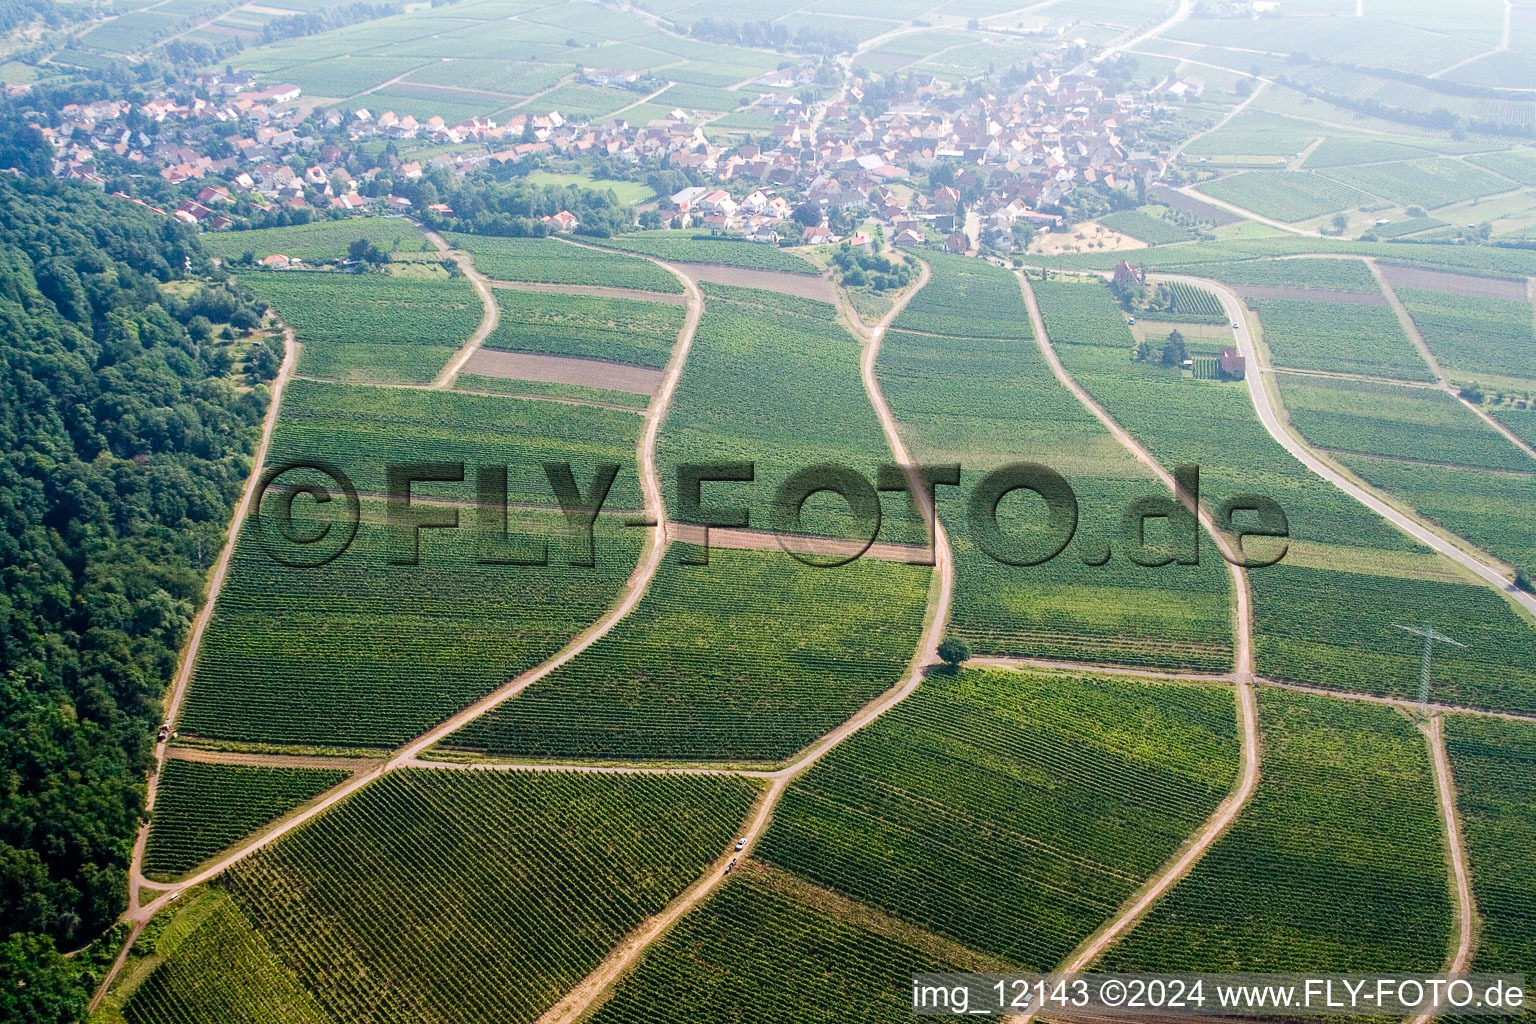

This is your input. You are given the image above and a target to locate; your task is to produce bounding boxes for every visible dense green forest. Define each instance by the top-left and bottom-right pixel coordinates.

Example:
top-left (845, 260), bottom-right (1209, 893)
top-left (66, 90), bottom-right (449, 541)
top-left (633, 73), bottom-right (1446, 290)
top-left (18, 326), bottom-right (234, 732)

top-left (0, 177), bottom-right (269, 1016)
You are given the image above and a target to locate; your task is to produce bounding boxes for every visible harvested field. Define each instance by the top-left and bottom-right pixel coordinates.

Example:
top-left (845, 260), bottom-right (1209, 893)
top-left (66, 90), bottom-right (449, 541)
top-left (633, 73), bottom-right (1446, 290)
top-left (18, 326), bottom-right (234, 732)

top-left (460, 349), bottom-right (663, 395)
top-left (1150, 183), bottom-right (1243, 226)
top-left (1377, 262), bottom-right (1530, 298)
top-left (1233, 283), bottom-right (1387, 304)
top-left (679, 264), bottom-right (837, 303)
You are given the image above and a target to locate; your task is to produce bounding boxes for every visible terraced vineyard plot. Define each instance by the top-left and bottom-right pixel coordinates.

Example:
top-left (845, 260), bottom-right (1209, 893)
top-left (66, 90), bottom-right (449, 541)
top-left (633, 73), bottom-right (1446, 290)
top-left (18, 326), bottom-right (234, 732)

top-left (1280, 375), bottom-right (1530, 471)
top-left (1105, 690), bottom-right (1449, 973)
top-left (1163, 280), bottom-right (1224, 319)
top-left (127, 770), bottom-right (759, 1024)
top-left (1304, 136), bottom-right (1436, 168)
top-left (484, 289), bottom-right (683, 368)
top-left (893, 252), bottom-right (1030, 339)
top-left (456, 373), bottom-right (651, 408)
top-left (1319, 157), bottom-right (1518, 209)
top-left (182, 500), bottom-right (642, 747)
top-left (204, 220), bottom-right (426, 262)
top-left (441, 233), bottom-right (683, 293)
top-left (1032, 277), bottom-right (1134, 348)
top-left (658, 284), bottom-right (923, 544)
top-left (143, 761), bottom-right (350, 879)
top-left (1247, 296), bottom-right (1434, 380)
top-left (243, 270), bottom-right (478, 383)
top-left (599, 231), bottom-right (819, 274)
top-left (883, 277), bottom-right (1233, 671)
top-left (1468, 147), bottom-right (1536, 185)
top-left (1396, 287), bottom-right (1536, 381)
top-left (1444, 716), bottom-right (1536, 1008)
top-left (759, 669), bottom-right (1242, 968)
top-left (446, 546), bottom-right (930, 762)
top-left (592, 869), bottom-right (983, 1024)
top-left (1036, 236), bottom-right (1536, 277)
top-left (266, 379), bottom-right (643, 507)
top-left (1493, 405), bottom-right (1536, 446)
top-left (1198, 171), bottom-right (1375, 222)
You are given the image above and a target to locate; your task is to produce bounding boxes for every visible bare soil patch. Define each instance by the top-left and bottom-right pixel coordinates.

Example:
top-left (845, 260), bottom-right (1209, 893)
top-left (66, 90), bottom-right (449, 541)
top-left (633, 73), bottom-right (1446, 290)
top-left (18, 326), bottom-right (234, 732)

top-left (462, 349), bottom-right (663, 395)
top-left (680, 264), bottom-right (838, 303)
top-left (1030, 221), bottom-right (1145, 255)
top-left (1234, 283), bottom-right (1387, 304)
top-left (1150, 183), bottom-right (1243, 227)
top-left (1377, 262), bottom-right (1529, 300)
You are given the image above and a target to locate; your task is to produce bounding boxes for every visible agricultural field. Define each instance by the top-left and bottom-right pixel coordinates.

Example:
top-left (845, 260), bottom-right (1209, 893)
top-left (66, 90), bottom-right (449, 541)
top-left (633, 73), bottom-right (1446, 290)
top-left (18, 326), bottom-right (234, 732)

top-left (1303, 136), bottom-right (1438, 168)
top-left (1246, 296), bottom-right (1435, 380)
top-left (1197, 171), bottom-right (1375, 222)
top-left (1174, 256), bottom-right (1382, 292)
top-left (758, 668), bottom-right (1242, 968)
top-left (143, 761), bottom-right (350, 880)
top-left (1162, 280), bottom-right (1225, 319)
top-left (882, 275), bottom-right (1234, 671)
top-left (1318, 157), bottom-right (1519, 210)
top-left (598, 231), bottom-right (820, 274)
top-left (202, 219), bottom-right (429, 262)
top-left (484, 289), bottom-right (684, 368)
top-left (240, 269), bottom-right (479, 383)
top-left (1279, 375), bottom-right (1531, 472)
top-left (1036, 235), bottom-right (1536, 277)
top-left (657, 284), bottom-right (923, 544)
top-left (892, 252), bottom-right (1031, 339)
top-left (1395, 287), bottom-right (1536, 382)
top-left (1444, 716), bottom-right (1536, 1001)
top-left (1468, 148), bottom-right (1536, 186)
top-left (1096, 209), bottom-right (1197, 245)
top-left (456, 373), bottom-right (652, 409)
top-left (441, 233), bottom-right (683, 292)
top-left (1102, 690), bottom-right (1451, 973)
top-left (119, 770), bottom-right (759, 1024)
top-left (444, 546), bottom-right (931, 763)
top-left (523, 172), bottom-right (655, 205)
top-left (591, 867), bottom-right (991, 1024)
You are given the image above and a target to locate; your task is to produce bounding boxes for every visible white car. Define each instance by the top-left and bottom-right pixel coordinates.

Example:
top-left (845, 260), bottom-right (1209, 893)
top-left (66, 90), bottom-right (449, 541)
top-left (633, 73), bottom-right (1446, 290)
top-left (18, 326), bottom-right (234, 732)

top-left (735, 838), bottom-right (746, 851)
top-left (1232, 321), bottom-right (1240, 329)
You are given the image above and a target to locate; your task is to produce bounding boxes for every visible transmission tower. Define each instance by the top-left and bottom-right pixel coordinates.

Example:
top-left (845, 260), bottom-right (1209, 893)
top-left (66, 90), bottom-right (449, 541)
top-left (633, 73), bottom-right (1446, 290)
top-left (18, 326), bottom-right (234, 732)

top-left (1393, 624), bottom-right (1465, 717)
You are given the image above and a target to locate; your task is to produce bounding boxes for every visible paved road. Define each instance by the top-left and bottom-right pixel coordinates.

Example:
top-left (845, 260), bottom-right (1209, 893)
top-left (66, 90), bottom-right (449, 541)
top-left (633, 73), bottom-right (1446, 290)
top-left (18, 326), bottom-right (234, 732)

top-left (1158, 273), bottom-right (1536, 620)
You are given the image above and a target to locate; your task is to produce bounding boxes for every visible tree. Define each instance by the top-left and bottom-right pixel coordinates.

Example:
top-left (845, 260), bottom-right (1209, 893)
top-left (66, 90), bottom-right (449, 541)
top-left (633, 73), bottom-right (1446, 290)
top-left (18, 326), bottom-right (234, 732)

top-left (937, 637), bottom-right (971, 670)
top-left (0, 934), bottom-right (87, 1024)
top-left (1517, 570), bottom-right (1533, 594)
top-left (348, 237), bottom-right (386, 266)
top-left (1161, 330), bottom-right (1187, 367)
top-left (791, 202), bottom-right (822, 227)
top-left (1331, 212), bottom-right (1349, 234)
top-left (1133, 338), bottom-right (1152, 362)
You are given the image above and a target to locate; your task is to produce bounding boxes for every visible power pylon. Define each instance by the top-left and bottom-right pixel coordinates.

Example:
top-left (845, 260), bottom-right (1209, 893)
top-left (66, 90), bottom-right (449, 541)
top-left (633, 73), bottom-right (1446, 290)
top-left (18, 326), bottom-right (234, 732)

top-left (1393, 623), bottom-right (1465, 717)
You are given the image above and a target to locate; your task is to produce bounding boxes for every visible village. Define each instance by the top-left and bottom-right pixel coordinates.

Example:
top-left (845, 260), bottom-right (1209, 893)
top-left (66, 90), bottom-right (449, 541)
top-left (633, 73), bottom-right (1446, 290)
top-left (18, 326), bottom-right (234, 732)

top-left (32, 41), bottom-right (1191, 257)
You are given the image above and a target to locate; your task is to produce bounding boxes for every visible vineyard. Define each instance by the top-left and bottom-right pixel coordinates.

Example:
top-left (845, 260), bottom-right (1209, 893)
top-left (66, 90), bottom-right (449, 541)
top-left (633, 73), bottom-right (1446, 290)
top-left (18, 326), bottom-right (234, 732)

top-left (440, 233), bottom-right (684, 293)
top-left (1101, 690), bottom-right (1452, 973)
top-left (203, 220), bottom-right (425, 262)
top-left (598, 231), bottom-right (821, 274)
top-left (1246, 297), bottom-right (1435, 381)
top-left (758, 668), bottom-right (1242, 968)
top-left (243, 270), bottom-right (480, 384)
top-left (1396, 287), bottom-right (1536, 381)
top-left (1034, 236), bottom-right (1536, 278)
top-left (1318, 157), bottom-right (1517, 209)
top-left (122, 770), bottom-right (760, 1024)
top-left (657, 284), bottom-right (925, 544)
top-left (591, 869), bottom-right (978, 1024)
top-left (181, 505), bottom-right (643, 747)
top-left (1197, 171), bottom-right (1375, 222)
top-left (1176, 256), bottom-right (1380, 292)
top-left (1443, 716), bottom-right (1536, 1006)
top-left (1032, 278), bottom-right (1135, 349)
top-left (143, 761), bottom-right (350, 879)
top-left (880, 298), bottom-right (1234, 671)
top-left (1251, 563), bottom-right (1536, 714)
top-left (892, 253), bottom-right (1032, 339)
top-left (484, 290), bottom-right (684, 368)
top-left (1162, 280), bottom-right (1225, 319)
top-left (265, 379), bottom-right (644, 508)
top-left (1280, 375), bottom-right (1530, 471)
top-left (1095, 209), bottom-right (1195, 245)
top-left (444, 546), bottom-right (931, 763)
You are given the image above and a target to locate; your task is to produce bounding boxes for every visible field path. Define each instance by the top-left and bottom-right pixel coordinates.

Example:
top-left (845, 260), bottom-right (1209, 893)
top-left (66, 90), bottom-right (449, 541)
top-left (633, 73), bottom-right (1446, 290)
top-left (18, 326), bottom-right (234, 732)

top-left (1164, 271), bottom-right (1536, 618)
top-left (532, 261), bottom-right (953, 1024)
top-left (1412, 714), bottom-right (1479, 1024)
top-left (426, 228), bottom-right (500, 389)
top-left (1012, 275), bottom-right (1260, 1012)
